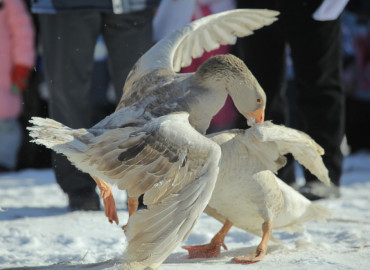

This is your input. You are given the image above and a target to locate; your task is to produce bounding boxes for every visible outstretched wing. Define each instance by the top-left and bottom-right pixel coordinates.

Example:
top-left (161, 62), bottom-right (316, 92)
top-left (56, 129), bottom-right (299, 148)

top-left (249, 122), bottom-right (330, 186)
top-left (28, 112), bottom-right (221, 269)
top-left (124, 9), bottom-right (279, 88)
top-left (83, 113), bottom-right (221, 269)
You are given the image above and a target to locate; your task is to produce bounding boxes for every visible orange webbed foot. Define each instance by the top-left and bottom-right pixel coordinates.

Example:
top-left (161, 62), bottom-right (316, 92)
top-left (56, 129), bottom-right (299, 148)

top-left (183, 219), bottom-right (233, 259)
top-left (182, 242), bottom-right (227, 259)
top-left (232, 249), bottom-right (265, 264)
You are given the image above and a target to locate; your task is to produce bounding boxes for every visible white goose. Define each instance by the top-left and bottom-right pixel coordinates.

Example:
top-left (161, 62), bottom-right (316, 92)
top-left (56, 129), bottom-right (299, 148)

top-left (183, 121), bottom-right (332, 263)
top-left (28, 9), bottom-right (279, 270)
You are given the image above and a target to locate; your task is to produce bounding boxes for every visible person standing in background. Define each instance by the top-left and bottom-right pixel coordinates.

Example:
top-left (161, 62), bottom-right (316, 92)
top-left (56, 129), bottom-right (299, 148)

top-left (235, 0), bottom-right (347, 200)
top-left (0, 0), bottom-right (35, 172)
top-left (342, 3), bottom-right (370, 154)
top-left (30, 0), bottom-right (160, 210)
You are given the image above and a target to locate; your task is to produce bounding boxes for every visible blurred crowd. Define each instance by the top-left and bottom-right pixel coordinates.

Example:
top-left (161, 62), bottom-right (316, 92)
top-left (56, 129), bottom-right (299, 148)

top-left (0, 0), bottom-right (369, 206)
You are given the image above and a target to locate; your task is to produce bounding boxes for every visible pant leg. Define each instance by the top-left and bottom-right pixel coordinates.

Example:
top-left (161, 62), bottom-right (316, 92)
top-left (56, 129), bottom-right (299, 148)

top-left (284, 0), bottom-right (345, 186)
top-left (91, 59), bottom-right (114, 123)
top-left (236, 0), bottom-right (288, 125)
top-left (101, 9), bottom-right (154, 102)
top-left (38, 13), bottom-right (101, 194)
top-left (345, 96), bottom-right (370, 152)
top-left (0, 119), bottom-right (22, 170)
top-left (235, 0), bottom-right (296, 185)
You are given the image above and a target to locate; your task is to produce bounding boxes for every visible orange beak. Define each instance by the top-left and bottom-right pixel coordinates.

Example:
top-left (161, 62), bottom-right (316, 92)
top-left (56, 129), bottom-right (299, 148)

top-left (246, 106), bottom-right (265, 124)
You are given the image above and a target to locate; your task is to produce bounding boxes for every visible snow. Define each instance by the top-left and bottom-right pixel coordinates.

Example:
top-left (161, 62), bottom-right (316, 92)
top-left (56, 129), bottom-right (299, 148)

top-left (1, 152), bottom-right (370, 270)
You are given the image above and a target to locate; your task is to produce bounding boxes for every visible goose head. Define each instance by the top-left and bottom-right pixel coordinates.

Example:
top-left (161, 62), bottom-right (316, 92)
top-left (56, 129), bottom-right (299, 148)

top-left (195, 54), bottom-right (266, 123)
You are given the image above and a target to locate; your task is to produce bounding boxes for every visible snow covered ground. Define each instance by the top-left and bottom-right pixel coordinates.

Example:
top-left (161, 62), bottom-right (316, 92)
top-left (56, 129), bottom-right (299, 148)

top-left (1, 152), bottom-right (370, 270)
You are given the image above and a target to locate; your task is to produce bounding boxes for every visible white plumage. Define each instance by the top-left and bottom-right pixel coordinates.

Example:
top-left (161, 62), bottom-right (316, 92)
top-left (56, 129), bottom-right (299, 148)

top-left (184, 122), bottom-right (332, 263)
top-left (28, 9), bottom-right (279, 270)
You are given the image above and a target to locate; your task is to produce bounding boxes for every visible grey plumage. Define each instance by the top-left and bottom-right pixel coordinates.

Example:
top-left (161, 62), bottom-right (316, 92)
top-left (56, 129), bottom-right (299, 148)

top-left (28, 9), bottom-right (279, 270)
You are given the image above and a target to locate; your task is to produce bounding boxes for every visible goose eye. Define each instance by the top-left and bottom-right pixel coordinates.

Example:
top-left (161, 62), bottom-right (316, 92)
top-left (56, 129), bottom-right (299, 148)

top-left (257, 98), bottom-right (262, 104)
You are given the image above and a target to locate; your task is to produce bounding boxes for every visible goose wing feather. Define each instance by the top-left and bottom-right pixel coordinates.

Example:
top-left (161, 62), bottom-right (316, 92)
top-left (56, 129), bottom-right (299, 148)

top-left (83, 113), bottom-right (221, 269)
top-left (250, 122), bottom-right (330, 186)
top-left (124, 9), bottom-right (279, 90)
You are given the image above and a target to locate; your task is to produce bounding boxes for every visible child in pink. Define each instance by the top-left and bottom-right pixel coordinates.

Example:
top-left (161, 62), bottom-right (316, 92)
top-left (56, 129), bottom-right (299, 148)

top-left (0, 0), bottom-right (35, 171)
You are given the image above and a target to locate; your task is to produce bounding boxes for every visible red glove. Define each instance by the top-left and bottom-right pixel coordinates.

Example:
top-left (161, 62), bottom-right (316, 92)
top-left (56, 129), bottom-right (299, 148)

top-left (11, 65), bottom-right (31, 91)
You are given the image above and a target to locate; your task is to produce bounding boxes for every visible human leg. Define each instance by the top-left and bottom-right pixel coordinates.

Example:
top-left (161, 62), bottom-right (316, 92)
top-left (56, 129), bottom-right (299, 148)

top-left (0, 119), bottom-right (22, 171)
top-left (235, 0), bottom-right (296, 185)
top-left (102, 9), bottom-right (154, 102)
top-left (101, 9), bottom-right (154, 209)
top-left (285, 1), bottom-right (344, 196)
top-left (38, 13), bottom-right (101, 209)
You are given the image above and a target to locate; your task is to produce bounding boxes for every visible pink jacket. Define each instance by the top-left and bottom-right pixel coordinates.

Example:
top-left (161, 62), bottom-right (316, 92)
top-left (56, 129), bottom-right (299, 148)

top-left (0, 0), bottom-right (35, 119)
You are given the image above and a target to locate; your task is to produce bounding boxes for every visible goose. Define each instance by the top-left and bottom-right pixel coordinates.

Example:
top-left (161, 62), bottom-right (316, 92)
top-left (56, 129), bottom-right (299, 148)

top-left (183, 121), bottom-right (332, 264)
top-left (28, 9), bottom-right (279, 270)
